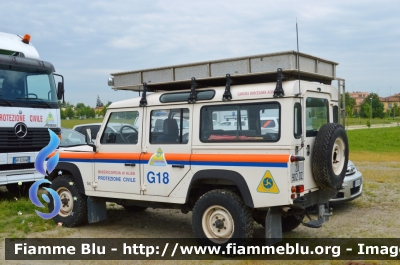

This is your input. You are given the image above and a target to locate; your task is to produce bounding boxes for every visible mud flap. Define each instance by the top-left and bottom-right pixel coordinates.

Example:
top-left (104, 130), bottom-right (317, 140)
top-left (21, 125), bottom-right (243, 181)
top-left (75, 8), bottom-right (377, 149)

top-left (87, 197), bottom-right (107, 223)
top-left (265, 207), bottom-right (282, 246)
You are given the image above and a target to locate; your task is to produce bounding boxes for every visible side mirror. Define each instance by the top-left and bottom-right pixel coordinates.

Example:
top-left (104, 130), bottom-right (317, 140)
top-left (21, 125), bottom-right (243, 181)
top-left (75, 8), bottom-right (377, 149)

top-left (85, 128), bottom-right (97, 152)
top-left (57, 82), bottom-right (64, 100)
top-left (85, 128), bottom-right (92, 144)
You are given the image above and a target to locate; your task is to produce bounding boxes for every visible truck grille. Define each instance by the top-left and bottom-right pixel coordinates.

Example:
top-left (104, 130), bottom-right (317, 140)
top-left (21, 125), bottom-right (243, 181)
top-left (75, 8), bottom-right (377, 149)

top-left (0, 127), bottom-right (60, 153)
top-left (0, 163), bottom-right (35, 172)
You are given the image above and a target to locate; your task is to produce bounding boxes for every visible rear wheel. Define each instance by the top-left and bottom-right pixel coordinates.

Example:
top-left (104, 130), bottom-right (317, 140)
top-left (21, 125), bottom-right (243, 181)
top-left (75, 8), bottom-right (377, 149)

top-left (281, 214), bottom-right (304, 232)
top-left (122, 205), bottom-right (148, 212)
top-left (253, 210), bottom-right (304, 232)
top-left (192, 189), bottom-right (253, 246)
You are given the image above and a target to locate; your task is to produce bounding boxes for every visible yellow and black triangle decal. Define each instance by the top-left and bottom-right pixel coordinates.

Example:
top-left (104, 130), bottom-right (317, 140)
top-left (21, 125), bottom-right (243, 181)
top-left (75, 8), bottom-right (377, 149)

top-left (257, 170), bottom-right (279, 193)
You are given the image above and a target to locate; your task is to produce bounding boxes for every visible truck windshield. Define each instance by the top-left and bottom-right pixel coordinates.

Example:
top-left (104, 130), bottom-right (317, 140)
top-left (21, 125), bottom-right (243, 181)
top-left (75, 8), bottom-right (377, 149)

top-left (0, 69), bottom-right (58, 108)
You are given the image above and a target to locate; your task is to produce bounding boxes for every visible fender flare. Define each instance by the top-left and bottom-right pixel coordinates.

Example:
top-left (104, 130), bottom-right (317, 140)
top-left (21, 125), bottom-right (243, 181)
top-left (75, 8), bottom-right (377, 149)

top-left (54, 162), bottom-right (85, 194)
top-left (186, 169), bottom-right (254, 208)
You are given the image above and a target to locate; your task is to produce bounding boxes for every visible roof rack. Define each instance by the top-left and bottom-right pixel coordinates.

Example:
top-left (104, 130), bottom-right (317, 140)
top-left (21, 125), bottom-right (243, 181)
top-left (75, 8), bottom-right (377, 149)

top-left (109, 50), bottom-right (338, 92)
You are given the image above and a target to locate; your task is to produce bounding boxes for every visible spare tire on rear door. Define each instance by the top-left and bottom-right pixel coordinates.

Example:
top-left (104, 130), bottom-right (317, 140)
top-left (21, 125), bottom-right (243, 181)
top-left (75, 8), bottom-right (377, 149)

top-left (312, 123), bottom-right (348, 190)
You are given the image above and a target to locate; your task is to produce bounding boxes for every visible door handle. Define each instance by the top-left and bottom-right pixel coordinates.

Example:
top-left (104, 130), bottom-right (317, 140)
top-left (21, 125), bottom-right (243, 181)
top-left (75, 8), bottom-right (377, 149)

top-left (124, 163), bottom-right (136, 167)
top-left (172, 164), bottom-right (184, 168)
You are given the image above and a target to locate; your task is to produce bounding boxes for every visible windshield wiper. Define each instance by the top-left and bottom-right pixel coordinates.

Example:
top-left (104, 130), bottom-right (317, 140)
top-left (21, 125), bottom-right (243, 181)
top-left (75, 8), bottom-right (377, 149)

top-left (0, 96), bottom-right (13, 106)
top-left (16, 98), bottom-right (52, 108)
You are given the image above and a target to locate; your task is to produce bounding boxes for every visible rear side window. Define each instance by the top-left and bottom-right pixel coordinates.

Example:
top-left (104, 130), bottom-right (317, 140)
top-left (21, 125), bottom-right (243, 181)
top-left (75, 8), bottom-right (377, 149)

top-left (333, 105), bottom-right (339, 123)
top-left (306, 98), bottom-right (329, 137)
top-left (294, 102), bottom-right (302, 138)
top-left (200, 102), bottom-right (280, 142)
top-left (150, 108), bottom-right (189, 144)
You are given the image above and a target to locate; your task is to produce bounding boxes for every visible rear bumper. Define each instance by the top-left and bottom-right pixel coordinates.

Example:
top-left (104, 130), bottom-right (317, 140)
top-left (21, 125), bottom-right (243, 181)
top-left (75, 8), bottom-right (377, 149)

top-left (293, 188), bottom-right (338, 209)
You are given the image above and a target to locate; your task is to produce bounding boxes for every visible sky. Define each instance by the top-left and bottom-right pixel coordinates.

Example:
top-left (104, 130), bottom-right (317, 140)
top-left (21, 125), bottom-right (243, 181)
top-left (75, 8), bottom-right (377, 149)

top-left (1, 0), bottom-right (399, 107)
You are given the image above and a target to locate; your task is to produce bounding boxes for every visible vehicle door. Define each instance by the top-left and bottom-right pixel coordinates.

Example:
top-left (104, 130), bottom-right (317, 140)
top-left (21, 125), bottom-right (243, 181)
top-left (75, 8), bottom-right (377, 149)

top-left (141, 106), bottom-right (192, 196)
top-left (302, 92), bottom-right (332, 188)
top-left (94, 109), bottom-right (142, 194)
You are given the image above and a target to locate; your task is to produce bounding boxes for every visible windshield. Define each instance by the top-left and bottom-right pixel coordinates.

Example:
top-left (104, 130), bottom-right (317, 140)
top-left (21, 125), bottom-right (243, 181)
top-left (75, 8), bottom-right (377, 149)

top-left (60, 128), bottom-right (87, 147)
top-left (0, 69), bottom-right (58, 108)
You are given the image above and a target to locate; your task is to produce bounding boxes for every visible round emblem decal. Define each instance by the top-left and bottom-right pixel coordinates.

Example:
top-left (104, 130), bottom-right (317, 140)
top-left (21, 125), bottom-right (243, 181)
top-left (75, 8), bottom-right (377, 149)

top-left (14, 122), bottom-right (28, 138)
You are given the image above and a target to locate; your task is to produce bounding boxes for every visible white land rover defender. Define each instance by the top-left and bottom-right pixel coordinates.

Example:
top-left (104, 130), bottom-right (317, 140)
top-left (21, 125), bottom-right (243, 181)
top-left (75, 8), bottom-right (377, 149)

top-left (48, 51), bottom-right (348, 245)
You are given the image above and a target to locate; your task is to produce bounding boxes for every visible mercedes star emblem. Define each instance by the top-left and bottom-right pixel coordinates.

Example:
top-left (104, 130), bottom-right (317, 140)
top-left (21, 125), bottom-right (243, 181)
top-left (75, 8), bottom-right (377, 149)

top-left (14, 123), bottom-right (28, 138)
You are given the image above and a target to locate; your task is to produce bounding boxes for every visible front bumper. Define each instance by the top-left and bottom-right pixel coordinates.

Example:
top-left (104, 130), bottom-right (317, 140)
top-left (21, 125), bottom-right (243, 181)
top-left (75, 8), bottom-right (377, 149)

top-left (330, 169), bottom-right (363, 204)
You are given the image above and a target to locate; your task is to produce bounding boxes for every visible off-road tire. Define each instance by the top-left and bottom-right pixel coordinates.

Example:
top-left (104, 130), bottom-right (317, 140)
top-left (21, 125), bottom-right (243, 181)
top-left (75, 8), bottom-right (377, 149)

top-left (6, 182), bottom-right (33, 197)
top-left (48, 175), bottom-right (88, 227)
top-left (123, 205), bottom-right (148, 212)
top-left (281, 214), bottom-right (304, 232)
top-left (192, 189), bottom-right (253, 246)
top-left (253, 211), bottom-right (304, 232)
top-left (312, 123), bottom-right (348, 190)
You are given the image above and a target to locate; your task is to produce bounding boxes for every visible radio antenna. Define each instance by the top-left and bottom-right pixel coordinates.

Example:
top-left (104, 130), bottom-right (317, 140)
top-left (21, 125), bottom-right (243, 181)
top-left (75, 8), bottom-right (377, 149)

top-left (296, 20), bottom-right (301, 95)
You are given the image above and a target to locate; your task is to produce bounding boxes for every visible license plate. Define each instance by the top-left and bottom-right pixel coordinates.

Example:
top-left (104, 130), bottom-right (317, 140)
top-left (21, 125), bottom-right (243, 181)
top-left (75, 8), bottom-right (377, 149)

top-left (354, 179), bottom-right (362, 187)
top-left (290, 162), bottom-right (304, 182)
top-left (13, 156), bottom-right (30, 164)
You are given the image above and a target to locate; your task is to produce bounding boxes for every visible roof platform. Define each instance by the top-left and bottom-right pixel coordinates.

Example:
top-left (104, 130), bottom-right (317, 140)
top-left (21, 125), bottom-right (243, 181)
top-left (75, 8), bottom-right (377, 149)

top-left (109, 51), bottom-right (338, 92)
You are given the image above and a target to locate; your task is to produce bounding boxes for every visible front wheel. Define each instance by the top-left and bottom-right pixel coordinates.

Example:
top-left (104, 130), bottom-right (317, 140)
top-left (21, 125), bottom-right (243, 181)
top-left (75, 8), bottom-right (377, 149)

top-left (48, 175), bottom-right (88, 227)
top-left (192, 189), bottom-right (253, 246)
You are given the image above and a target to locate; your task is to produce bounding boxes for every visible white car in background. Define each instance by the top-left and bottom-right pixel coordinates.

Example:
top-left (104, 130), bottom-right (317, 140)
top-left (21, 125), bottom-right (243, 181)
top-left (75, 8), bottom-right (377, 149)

top-left (330, 160), bottom-right (363, 204)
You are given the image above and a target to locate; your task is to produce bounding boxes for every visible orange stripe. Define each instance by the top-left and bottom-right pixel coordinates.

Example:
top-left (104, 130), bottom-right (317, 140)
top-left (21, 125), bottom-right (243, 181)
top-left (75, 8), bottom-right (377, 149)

top-left (59, 152), bottom-right (95, 159)
top-left (59, 151), bottom-right (289, 163)
top-left (95, 153), bottom-right (141, 160)
top-left (191, 154), bottom-right (289, 163)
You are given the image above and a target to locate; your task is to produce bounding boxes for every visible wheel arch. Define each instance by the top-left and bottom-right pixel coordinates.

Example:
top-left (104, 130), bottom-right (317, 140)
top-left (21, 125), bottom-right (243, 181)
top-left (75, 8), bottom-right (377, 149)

top-left (186, 169), bottom-right (254, 208)
top-left (48, 162), bottom-right (85, 194)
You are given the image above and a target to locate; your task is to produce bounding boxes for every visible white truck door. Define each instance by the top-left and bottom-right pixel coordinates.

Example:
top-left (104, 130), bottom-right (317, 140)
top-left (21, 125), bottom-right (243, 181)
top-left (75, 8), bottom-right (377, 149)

top-left (141, 106), bottom-right (192, 196)
top-left (94, 109), bottom-right (142, 194)
top-left (303, 93), bottom-right (332, 189)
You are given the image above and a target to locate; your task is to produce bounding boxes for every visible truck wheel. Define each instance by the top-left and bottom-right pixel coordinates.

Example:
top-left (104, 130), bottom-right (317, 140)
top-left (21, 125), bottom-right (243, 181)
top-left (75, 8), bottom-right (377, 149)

top-left (48, 175), bottom-right (88, 227)
top-left (312, 123), bottom-right (348, 190)
top-left (6, 182), bottom-right (33, 197)
top-left (281, 214), bottom-right (304, 232)
top-left (253, 210), bottom-right (303, 232)
top-left (192, 189), bottom-right (253, 246)
top-left (123, 205), bottom-right (148, 212)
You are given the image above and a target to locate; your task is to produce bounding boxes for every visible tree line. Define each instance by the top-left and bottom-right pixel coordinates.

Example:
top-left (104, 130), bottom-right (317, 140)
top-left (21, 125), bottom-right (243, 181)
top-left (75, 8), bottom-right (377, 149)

top-left (58, 95), bottom-right (112, 119)
top-left (341, 92), bottom-right (399, 119)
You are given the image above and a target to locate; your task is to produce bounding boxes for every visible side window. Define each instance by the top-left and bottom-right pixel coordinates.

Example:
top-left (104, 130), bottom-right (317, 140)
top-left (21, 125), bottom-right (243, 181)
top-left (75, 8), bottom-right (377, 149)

top-left (100, 111), bottom-right (139, 144)
top-left (150, 108), bottom-right (189, 144)
top-left (294, 102), bottom-right (302, 138)
top-left (200, 102), bottom-right (280, 142)
top-left (333, 105), bottom-right (339, 123)
top-left (306, 97), bottom-right (329, 137)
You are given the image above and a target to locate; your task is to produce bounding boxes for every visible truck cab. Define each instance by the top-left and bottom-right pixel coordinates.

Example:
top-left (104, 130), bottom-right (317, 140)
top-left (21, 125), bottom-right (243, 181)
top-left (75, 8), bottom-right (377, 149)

top-left (0, 32), bottom-right (64, 194)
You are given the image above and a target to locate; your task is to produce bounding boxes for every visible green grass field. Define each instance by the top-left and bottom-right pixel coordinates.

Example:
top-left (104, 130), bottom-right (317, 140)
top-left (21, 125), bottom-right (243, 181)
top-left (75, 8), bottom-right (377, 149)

top-left (347, 126), bottom-right (400, 153)
top-left (61, 118), bottom-right (104, 129)
top-left (345, 116), bottom-right (399, 126)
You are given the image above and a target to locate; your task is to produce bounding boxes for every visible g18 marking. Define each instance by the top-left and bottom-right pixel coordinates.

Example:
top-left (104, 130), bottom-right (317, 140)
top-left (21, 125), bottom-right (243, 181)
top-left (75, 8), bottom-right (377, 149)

top-left (147, 171), bottom-right (169, 184)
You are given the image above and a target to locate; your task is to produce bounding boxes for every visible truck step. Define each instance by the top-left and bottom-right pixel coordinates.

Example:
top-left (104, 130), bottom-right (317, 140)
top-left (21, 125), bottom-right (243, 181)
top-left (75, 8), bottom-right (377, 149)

top-left (302, 219), bottom-right (323, 228)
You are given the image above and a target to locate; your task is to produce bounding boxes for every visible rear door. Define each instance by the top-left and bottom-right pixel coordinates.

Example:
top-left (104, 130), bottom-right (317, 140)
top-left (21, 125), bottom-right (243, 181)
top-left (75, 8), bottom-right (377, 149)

top-left (141, 106), bottom-right (192, 196)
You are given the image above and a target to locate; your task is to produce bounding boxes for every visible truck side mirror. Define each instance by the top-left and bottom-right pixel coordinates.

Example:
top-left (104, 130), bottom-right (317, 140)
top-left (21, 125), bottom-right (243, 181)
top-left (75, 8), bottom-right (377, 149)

top-left (57, 82), bottom-right (64, 100)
